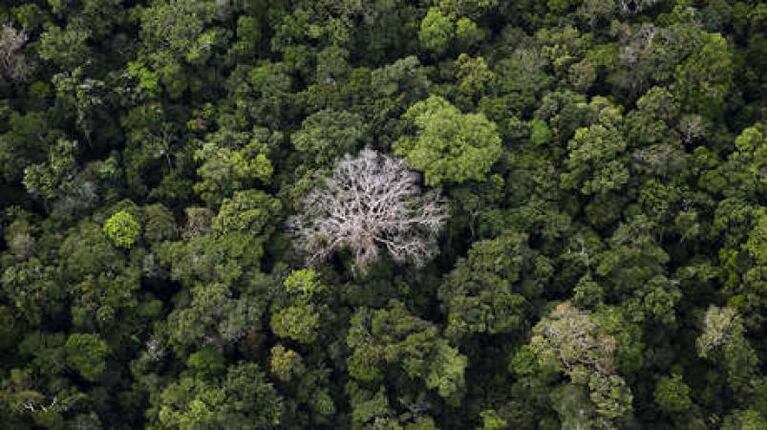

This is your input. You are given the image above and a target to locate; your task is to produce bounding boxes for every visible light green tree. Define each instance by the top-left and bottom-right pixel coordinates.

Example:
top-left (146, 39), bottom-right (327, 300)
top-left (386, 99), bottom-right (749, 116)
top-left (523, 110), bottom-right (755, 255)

top-left (395, 95), bottom-right (501, 185)
top-left (103, 210), bottom-right (141, 249)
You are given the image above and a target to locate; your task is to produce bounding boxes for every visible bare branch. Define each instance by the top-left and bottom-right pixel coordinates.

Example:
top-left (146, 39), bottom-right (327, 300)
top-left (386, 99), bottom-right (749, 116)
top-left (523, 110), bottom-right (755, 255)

top-left (0, 25), bottom-right (31, 81)
top-left (289, 149), bottom-right (448, 272)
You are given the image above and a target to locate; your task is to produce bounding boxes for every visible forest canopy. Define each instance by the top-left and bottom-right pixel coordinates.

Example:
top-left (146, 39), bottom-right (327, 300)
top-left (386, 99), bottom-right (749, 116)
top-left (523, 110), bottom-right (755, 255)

top-left (0, 0), bottom-right (766, 429)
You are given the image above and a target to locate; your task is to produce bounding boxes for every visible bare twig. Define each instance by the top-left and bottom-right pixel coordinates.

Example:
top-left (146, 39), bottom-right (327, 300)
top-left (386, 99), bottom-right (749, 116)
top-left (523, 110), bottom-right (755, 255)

top-left (289, 149), bottom-right (448, 272)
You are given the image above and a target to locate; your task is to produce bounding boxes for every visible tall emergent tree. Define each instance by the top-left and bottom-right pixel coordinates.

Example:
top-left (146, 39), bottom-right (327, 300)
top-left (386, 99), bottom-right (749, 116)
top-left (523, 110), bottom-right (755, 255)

top-left (289, 149), bottom-right (447, 272)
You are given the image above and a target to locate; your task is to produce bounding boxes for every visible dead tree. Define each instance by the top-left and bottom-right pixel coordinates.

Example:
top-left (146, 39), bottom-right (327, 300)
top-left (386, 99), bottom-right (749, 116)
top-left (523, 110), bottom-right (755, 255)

top-left (289, 149), bottom-right (448, 272)
top-left (0, 25), bottom-right (30, 81)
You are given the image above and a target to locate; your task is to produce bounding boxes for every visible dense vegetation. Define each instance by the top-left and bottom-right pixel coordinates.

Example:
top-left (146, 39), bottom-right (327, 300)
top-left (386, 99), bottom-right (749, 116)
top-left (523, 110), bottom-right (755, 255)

top-left (0, 0), bottom-right (765, 428)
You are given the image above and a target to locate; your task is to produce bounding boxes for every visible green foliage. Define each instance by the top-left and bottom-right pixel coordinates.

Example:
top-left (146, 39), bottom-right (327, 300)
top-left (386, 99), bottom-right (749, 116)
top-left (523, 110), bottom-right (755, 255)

top-left (550, 384), bottom-right (596, 430)
top-left (347, 301), bottom-right (467, 398)
top-left (745, 214), bottom-right (767, 266)
top-left (187, 347), bottom-right (226, 378)
top-left (136, 0), bottom-right (221, 97)
top-left (395, 95), bottom-right (502, 185)
top-left (64, 333), bottom-right (109, 382)
top-left (675, 33), bottom-right (733, 118)
top-left (270, 303), bottom-right (321, 344)
top-left (478, 409), bottom-right (507, 430)
top-left (234, 15), bottom-right (262, 59)
top-left (452, 54), bottom-right (494, 108)
top-left (419, 6), bottom-right (484, 55)
top-left (455, 17), bottom-right (484, 49)
top-left (0, 112), bottom-right (48, 183)
top-left (103, 210), bottom-right (141, 249)
top-left (721, 409), bottom-right (767, 430)
top-left (164, 282), bottom-right (267, 355)
top-left (156, 230), bottom-right (265, 285)
top-left (212, 189), bottom-right (282, 234)
top-left (284, 268), bottom-right (323, 296)
top-left (23, 138), bottom-right (76, 201)
top-left (143, 203), bottom-right (178, 243)
top-left (419, 8), bottom-right (454, 55)
top-left (61, 221), bottom-right (125, 281)
top-left (291, 108), bottom-right (366, 166)
top-left (370, 56), bottom-right (430, 102)
top-left (156, 363), bottom-right (283, 429)
top-left (654, 374), bottom-right (692, 414)
top-left (0, 1), bottom-right (765, 428)
top-left (522, 301), bottom-right (635, 428)
top-left (529, 118), bottom-right (553, 146)
top-left (588, 373), bottom-right (633, 424)
top-left (438, 230), bottom-right (532, 338)
top-left (561, 99), bottom-right (628, 195)
top-left (194, 137), bottom-right (274, 206)
top-left (38, 25), bottom-right (90, 69)
top-left (270, 345), bottom-right (304, 382)
top-left (3, 258), bottom-right (65, 325)
top-left (70, 268), bottom-right (142, 330)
